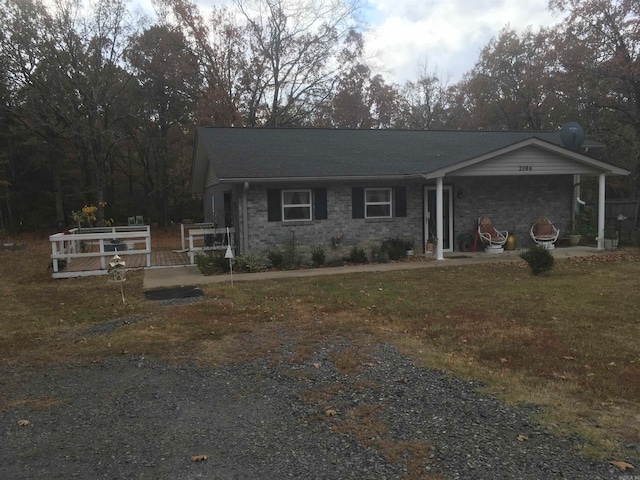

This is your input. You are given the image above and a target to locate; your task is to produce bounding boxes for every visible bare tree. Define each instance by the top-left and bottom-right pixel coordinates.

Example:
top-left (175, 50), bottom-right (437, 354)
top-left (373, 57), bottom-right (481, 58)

top-left (237, 0), bottom-right (360, 126)
top-left (398, 62), bottom-right (452, 130)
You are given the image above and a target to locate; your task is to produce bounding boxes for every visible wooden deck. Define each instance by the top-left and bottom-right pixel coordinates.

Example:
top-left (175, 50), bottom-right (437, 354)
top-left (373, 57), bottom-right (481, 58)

top-left (58, 250), bottom-right (191, 278)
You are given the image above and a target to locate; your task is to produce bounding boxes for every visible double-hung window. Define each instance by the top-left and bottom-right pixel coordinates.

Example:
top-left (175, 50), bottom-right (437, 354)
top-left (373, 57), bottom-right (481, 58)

top-left (282, 189), bottom-right (312, 221)
top-left (365, 188), bottom-right (392, 218)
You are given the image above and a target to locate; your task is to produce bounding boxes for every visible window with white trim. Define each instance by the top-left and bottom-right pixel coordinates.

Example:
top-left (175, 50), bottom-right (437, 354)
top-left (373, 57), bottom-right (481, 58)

top-left (365, 188), bottom-right (392, 218)
top-left (282, 189), bottom-right (312, 221)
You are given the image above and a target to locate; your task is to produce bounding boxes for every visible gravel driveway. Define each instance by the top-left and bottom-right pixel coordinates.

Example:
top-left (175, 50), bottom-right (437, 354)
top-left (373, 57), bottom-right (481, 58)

top-left (1, 338), bottom-right (634, 479)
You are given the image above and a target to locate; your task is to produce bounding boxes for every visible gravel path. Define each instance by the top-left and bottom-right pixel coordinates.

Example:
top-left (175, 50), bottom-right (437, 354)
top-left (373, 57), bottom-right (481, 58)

top-left (1, 338), bottom-right (634, 479)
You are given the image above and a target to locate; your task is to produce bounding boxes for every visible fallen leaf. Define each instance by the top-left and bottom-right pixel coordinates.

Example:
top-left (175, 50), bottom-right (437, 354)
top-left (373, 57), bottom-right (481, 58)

top-left (190, 455), bottom-right (208, 462)
top-left (499, 358), bottom-right (509, 364)
top-left (562, 356), bottom-right (575, 361)
top-left (17, 420), bottom-right (30, 427)
top-left (363, 362), bottom-right (375, 367)
top-left (517, 434), bottom-right (528, 442)
top-left (397, 377), bottom-right (409, 384)
top-left (325, 409), bottom-right (337, 417)
top-left (609, 460), bottom-right (635, 471)
top-left (312, 363), bottom-right (320, 369)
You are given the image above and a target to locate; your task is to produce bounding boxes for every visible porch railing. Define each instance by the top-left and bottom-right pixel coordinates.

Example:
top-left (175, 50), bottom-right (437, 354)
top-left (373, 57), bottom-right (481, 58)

top-left (180, 222), bottom-right (215, 251)
top-left (187, 227), bottom-right (235, 264)
top-left (49, 226), bottom-right (151, 273)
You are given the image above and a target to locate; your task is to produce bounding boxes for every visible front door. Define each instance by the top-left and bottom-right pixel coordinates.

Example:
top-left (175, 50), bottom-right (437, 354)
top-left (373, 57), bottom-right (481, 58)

top-left (424, 186), bottom-right (453, 252)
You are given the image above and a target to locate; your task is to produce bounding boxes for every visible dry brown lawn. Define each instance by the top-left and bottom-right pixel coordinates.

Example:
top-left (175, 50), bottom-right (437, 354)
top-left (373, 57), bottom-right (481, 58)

top-left (1, 228), bottom-right (639, 469)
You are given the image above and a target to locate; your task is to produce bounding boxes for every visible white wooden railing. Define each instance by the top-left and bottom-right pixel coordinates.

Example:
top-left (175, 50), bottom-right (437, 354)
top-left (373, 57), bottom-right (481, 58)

top-left (187, 227), bottom-right (235, 264)
top-left (180, 222), bottom-right (215, 251)
top-left (49, 226), bottom-right (151, 273)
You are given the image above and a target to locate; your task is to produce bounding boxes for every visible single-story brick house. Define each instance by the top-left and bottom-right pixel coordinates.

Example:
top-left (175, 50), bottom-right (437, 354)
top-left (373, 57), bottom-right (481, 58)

top-left (190, 127), bottom-right (629, 260)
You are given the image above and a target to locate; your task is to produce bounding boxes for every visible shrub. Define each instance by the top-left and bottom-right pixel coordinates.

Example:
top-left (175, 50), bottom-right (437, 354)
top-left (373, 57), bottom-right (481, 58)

top-left (195, 250), bottom-right (229, 275)
top-left (267, 250), bottom-right (285, 269)
top-left (311, 245), bottom-right (326, 266)
top-left (380, 237), bottom-right (407, 261)
top-left (349, 245), bottom-right (368, 264)
top-left (370, 249), bottom-right (389, 263)
top-left (234, 253), bottom-right (264, 273)
top-left (520, 245), bottom-right (554, 275)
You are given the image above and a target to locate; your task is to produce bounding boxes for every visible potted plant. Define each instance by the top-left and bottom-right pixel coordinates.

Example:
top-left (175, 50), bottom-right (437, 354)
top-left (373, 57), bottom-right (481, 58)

top-left (568, 228), bottom-right (582, 246)
top-left (604, 226), bottom-right (618, 250)
top-left (405, 239), bottom-right (414, 256)
top-left (425, 236), bottom-right (436, 254)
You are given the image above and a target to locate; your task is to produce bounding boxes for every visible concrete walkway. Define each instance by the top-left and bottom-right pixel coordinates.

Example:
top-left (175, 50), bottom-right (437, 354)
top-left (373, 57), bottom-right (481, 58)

top-left (143, 246), bottom-right (604, 290)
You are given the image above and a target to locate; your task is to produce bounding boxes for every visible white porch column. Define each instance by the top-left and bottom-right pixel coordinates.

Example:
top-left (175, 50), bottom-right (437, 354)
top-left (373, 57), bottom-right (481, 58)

top-left (597, 173), bottom-right (605, 250)
top-left (436, 177), bottom-right (444, 260)
top-left (242, 182), bottom-right (249, 253)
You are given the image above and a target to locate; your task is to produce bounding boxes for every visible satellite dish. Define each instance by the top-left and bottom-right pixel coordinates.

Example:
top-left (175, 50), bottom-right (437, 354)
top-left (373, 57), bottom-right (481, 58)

top-left (560, 122), bottom-right (585, 151)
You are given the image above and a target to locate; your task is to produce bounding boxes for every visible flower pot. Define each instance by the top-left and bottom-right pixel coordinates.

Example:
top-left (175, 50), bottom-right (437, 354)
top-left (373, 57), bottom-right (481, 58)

top-left (504, 235), bottom-right (516, 251)
top-left (568, 234), bottom-right (581, 246)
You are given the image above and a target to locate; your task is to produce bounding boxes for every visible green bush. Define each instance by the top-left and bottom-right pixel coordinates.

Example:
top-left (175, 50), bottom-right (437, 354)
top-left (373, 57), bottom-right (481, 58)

top-left (349, 245), bottom-right (368, 264)
top-left (267, 250), bottom-right (285, 269)
top-left (234, 253), bottom-right (264, 273)
top-left (195, 250), bottom-right (229, 275)
top-left (371, 249), bottom-right (389, 263)
top-left (380, 237), bottom-right (407, 261)
top-left (311, 245), bottom-right (326, 266)
top-left (519, 245), bottom-right (554, 275)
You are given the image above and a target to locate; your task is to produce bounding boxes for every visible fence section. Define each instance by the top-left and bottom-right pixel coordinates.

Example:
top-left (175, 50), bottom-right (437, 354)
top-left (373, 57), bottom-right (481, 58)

top-left (49, 226), bottom-right (151, 278)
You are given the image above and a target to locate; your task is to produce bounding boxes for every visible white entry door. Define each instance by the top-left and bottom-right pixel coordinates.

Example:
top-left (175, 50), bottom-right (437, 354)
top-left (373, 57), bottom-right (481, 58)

top-left (424, 186), bottom-right (453, 252)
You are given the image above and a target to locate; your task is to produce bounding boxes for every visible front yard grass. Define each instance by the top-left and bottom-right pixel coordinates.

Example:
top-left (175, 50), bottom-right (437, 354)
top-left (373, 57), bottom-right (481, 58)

top-left (1, 232), bottom-right (639, 464)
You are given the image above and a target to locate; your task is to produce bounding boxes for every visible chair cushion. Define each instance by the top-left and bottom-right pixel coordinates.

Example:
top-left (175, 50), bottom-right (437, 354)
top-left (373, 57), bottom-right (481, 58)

top-left (483, 223), bottom-right (497, 238)
top-left (535, 222), bottom-right (553, 236)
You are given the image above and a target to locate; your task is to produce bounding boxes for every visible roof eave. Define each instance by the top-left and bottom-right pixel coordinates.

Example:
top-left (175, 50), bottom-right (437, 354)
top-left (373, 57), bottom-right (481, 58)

top-left (217, 174), bottom-right (426, 183)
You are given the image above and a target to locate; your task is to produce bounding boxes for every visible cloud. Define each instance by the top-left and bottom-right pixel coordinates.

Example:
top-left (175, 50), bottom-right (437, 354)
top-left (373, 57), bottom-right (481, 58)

top-left (362, 0), bottom-right (558, 85)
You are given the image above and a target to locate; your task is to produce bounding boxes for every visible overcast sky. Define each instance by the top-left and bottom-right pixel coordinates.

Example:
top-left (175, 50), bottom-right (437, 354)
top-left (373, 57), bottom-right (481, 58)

top-left (143, 0), bottom-right (562, 86)
top-left (361, 0), bottom-right (560, 85)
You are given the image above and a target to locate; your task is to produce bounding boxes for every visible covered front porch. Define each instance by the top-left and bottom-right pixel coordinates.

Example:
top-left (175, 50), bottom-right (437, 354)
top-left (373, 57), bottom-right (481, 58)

top-left (425, 137), bottom-right (630, 260)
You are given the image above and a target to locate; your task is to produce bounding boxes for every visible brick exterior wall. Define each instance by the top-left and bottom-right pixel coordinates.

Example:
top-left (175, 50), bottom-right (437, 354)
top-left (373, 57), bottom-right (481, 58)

top-left (243, 182), bottom-right (425, 262)
top-left (452, 175), bottom-right (573, 248)
top-left (233, 174), bottom-right (573, 259)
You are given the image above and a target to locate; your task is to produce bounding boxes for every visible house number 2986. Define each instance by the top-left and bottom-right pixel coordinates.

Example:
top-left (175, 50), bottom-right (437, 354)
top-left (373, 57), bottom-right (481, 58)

top-left (519, 165), bottom-right (533, 171)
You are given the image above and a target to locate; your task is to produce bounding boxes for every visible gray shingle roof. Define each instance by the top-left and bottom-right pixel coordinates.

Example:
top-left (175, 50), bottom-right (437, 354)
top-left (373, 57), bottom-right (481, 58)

top-left (194, 127), bottom-right (602, 181)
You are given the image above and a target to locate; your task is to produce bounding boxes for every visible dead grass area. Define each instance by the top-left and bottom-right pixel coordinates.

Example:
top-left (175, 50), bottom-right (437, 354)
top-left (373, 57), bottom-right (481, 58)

top-left (2, 236), bottom-right (640, 466)
top-left (330, 404), bottom-right (441, 480)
